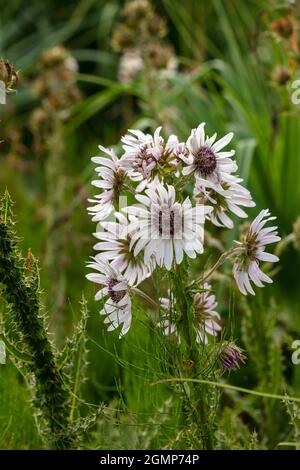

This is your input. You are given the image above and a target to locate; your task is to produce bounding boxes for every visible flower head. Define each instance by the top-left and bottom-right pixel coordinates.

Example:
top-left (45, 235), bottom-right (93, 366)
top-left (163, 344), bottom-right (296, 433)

top-left (157, 283), bottom-right (221, 344)
top-left (219, 342), bottom-right (246, 370)
top-left (86, 260), bottom-right (132, 337)
top-left (120, 128), bottom-right (185, 191)
top-left (88, 146), bottom-right (126, 222)
top-left (182, 123), bottom-right (237, 184)
top-left (124, 181), bottom-right (212, 270)
top-left (0, 59), bottom-right (18, 95)
top-left (93, 212), bottom-right (153, 285)
top-left (157, 292), bottom-right (179, 339)
top-left (193, 283), bottom-right (222, 344)
top-left (194, 176), bottom-right (255, 229)
top-left (233, 209), bottom-right (281, 295)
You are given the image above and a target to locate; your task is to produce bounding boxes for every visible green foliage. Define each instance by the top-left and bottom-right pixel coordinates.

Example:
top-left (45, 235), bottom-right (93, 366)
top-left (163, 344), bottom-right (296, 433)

top-left (1, 0), bottom-right (300, 451)
top-left (0, 193), bottom-right (101, 449)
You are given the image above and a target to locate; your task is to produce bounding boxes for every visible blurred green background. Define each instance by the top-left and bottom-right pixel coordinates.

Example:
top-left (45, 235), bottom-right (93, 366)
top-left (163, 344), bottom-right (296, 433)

top-left (1, 0), bottom-right (300, 449)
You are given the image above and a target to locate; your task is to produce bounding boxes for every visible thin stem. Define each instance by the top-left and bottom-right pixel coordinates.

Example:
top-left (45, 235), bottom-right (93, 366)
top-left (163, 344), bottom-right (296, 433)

top-left (275, 232), bottom-right (294, 257)
top-left (132, 287), bottom-right (158, 308)
top-left (197, 247), bottom-right (238, 285)
top-left (174, 261), bottom-right (214, 450)
top-left (153, 377), bottom-right (300, 403)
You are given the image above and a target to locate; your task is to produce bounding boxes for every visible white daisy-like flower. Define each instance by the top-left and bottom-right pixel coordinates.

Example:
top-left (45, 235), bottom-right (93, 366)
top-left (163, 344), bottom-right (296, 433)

top-left (193, 283), bottom-right (222, 344)
top-left (157, 284), bottom-right (221, 345)
top-left (157, 293), bottom-right (179, 339)
top-left (93, 212), bottom-right (153, 286)
top-left (233, 209), bottom-right (281, 295)
top-left (120, 127), bottom-right (184, 191)
top-left (194, 175), bottom-right (255, 229)
top-left (124, 181), bottom-right (212, 270)
top-left (88, 146), bottom-right (125, 222)
top-left (182, 122), bottom-right (237, 184)
top-left (86, 260), bottom-right (132, 337)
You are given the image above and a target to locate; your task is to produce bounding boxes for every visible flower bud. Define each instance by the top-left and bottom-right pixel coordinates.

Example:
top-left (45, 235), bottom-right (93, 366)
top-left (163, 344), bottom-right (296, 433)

top-left (219, 342), bottom-right (246, 370)
top-left (0, 59), bottom-right (18, 94)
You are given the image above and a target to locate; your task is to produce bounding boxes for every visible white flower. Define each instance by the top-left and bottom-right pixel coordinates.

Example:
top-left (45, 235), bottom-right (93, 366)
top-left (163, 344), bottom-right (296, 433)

top-left (193, 283), bottom-right (222, 344)
top-left (233, 209), bottom-right (281, 295)
top-left (124, 181), bottom-right (212, 270)
top-left (157, 293), bottom-right (179, 339)
top-left (93, 212), bottom-right (153, 286)
top-left (88, 146), bottom-right (125, 222)
top-left (194, 175), bottom-right (255, 229)
top-left (120, 127), bottom-right (183, 191)
top-left (86, 260), bottom-right (132, 337)
top-left (157, 284), bottom-right (221, 345)
top-left (182, 122), bottom-right (237, 184)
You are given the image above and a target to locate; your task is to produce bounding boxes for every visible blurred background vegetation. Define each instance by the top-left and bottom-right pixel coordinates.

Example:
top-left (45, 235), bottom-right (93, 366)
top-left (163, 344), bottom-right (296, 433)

top-left (1, 0), bottom-right (300, 449)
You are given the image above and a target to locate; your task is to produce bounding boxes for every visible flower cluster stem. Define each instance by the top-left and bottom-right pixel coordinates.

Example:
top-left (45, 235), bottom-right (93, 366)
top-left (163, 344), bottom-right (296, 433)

top-left (174, 261), bottom-right (214, 450)
top-left (199, 247), bottom-right (237, 285)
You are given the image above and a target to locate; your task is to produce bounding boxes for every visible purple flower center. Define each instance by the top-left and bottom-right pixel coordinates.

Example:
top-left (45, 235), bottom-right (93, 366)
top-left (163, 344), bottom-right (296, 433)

top-left (194, 146), bottom-right (217, 176)
top-left (108, 278), bottom-right (125, 303)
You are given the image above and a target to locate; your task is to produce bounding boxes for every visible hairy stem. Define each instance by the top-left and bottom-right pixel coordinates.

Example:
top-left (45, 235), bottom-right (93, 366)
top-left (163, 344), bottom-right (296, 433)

top-left (0, 193), bottom-right (75, 449)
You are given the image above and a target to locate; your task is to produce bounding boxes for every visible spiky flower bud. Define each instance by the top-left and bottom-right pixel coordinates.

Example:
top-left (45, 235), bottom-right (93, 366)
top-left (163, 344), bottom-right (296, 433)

top-left (219, 342), bottom-right (246, 370)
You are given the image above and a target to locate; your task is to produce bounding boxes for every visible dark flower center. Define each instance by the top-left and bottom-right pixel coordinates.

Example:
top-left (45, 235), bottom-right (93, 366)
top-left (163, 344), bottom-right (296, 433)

top-left (194, 146), bottom-right (217, 176)
top-left (108, 278), bottom-right (125, 303)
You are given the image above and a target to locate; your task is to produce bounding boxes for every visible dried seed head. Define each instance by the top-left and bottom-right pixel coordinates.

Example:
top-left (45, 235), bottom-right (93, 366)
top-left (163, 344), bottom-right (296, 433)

top-left (271, 17), bottom-right (293, 38)
top-left (40, 46), bottom-right (69, 68)
top-left (123, 0), bottom-right (151, 25)
top-left (146, 43), bottom-right (175, 70)
top-left (112, 25), bottom-right (135, 52)
top-left (146, 15), bottom-right (167, 38)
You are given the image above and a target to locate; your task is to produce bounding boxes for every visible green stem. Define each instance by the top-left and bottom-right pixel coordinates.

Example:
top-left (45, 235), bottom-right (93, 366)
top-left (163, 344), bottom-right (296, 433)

top-left (153, 377), bottom-right (300, 403)
top-left (174, 261), bottom-right (214, 450)
top-left (0, 197), bottom-right (75, 449)
top-left (132, 287), bottom-right (158, 308)
top-left (197, 247), bottom-right (237, 285)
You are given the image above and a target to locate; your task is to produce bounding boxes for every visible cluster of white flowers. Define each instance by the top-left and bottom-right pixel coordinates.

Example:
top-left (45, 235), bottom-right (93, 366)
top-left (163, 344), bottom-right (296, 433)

top-left (86, 122), bottom-right (280, 338)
